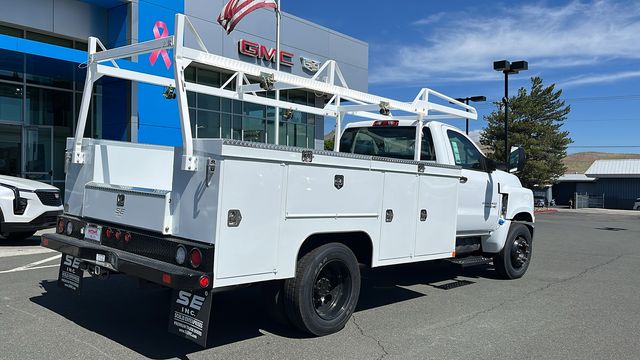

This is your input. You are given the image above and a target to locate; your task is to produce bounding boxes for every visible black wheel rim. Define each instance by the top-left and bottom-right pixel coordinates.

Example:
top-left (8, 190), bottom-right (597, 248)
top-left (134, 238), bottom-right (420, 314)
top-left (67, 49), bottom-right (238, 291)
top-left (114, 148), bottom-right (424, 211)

top-left (312, 259), bottom-right (351, 320)
top-left (510, 235), bottom-right (530, 269)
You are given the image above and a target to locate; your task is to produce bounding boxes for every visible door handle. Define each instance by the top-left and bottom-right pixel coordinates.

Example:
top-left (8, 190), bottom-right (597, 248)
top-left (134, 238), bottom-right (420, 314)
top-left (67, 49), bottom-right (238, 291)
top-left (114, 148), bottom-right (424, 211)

top-left (459, 176), bottom-right (468, 184)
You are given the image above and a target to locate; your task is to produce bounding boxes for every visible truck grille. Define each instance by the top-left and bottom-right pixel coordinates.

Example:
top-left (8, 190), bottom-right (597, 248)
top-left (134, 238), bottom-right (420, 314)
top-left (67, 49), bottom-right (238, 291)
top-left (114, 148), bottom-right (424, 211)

top-left (35, 190), bottom-right (62, 207)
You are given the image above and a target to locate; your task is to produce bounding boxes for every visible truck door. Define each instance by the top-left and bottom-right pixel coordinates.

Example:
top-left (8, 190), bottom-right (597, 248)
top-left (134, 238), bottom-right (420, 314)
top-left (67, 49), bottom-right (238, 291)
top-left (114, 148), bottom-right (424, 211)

top-left (445, 130), bottom-right (499, 234)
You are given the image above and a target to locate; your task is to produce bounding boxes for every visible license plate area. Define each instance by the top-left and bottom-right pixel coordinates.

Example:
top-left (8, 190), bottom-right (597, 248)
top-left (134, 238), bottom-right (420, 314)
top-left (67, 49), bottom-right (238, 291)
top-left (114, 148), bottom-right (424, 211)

top-left (84, 224), bottom-right (102, 243)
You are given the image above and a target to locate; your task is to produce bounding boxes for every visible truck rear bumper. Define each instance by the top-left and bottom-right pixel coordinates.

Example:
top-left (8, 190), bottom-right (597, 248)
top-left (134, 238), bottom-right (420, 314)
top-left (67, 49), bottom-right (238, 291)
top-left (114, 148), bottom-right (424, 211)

top-left (41, 233), bottom-right (211, 290)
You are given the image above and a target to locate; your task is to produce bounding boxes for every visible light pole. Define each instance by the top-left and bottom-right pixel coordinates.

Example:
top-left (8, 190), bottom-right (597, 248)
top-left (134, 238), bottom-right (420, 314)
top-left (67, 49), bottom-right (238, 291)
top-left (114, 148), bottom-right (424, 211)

top-left (493, 60), bottom-right (528, 165)
top-left (454, 96), bottom-right (486, 135)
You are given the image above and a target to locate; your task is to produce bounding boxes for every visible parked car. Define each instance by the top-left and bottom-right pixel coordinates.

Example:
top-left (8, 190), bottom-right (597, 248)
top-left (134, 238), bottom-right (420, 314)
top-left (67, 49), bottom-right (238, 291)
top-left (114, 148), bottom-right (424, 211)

top-left (0, 175), bottom-right (63, 240)
top-left (634, 198), bottom-right (640, 210)
top-left (534, 196), bottom-right (546, 207)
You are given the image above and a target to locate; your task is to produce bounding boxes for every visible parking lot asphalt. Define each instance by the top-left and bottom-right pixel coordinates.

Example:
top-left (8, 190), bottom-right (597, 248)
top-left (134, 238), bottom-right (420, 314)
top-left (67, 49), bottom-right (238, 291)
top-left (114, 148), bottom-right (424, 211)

top-left (1, 210), bottom-right (639, 360)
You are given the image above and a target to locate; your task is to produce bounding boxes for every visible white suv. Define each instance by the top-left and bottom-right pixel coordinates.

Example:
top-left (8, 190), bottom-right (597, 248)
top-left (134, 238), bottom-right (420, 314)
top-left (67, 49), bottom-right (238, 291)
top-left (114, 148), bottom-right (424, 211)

top-left (634, 198), bottom-right (640, 210)
top-left (0, 175), bottom-right (63, 240)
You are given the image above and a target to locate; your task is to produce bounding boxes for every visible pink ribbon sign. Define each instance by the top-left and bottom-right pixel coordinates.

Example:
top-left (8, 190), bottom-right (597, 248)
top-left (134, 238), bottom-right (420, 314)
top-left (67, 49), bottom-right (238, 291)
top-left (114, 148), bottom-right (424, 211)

top-left (149, 21), bottom-right (171, 69)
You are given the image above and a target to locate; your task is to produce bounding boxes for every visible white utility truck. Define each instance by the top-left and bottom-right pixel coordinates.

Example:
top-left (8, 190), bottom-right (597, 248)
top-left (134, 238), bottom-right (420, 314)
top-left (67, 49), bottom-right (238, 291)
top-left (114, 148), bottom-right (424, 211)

top-left (41, 14), bottom-right (534, 346)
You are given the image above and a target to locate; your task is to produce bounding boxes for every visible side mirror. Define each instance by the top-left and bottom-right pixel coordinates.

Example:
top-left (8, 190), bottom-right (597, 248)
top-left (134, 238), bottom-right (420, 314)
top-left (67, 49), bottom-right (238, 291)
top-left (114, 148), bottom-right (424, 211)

top-left (509, 147), bottom-right (526, 173)
top-left (484, 157), bottom-right (498, 173)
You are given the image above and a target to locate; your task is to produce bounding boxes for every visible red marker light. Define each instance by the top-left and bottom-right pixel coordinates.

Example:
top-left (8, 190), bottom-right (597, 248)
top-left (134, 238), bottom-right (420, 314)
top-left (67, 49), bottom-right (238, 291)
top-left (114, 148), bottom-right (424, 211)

top-left (42, 238), bottom-right (49, 247)
top-left (162, 273), bottom-right (172, 285)
top-left (115, 230), bottom-right (122, 241)
top-left (105, 228), bottom-right (113, 239)
top-left (199, 275), bottom-right (210, 288)
top-left (124, 232), bottom-right (132, 243)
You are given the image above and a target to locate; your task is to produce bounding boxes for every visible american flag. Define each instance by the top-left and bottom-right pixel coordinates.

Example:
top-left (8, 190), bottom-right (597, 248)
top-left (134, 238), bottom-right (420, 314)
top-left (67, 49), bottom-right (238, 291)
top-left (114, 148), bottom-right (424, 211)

top-left (217, 0), bottom-right (278, 34)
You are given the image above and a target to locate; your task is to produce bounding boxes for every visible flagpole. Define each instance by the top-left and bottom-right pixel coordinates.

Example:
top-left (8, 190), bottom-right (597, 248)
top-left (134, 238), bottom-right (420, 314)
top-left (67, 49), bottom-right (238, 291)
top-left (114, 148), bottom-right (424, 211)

top-left (274, 0), bottom-right (281, 145)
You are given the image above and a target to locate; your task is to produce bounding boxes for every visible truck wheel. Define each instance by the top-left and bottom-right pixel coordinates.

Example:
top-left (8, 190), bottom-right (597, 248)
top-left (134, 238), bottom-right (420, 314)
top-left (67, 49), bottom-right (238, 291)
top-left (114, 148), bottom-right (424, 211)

top-left (493, 223), bottom-right (532, 279)
top-left (283, 243), bottom-right (361, 336)
top-left (6, 231), bottom-right (36, 241)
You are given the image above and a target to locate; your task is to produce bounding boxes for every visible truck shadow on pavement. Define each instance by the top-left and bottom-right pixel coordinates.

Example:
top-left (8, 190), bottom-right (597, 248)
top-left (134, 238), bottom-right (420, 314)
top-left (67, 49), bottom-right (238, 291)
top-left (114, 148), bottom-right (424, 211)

top-left (30, 260), bottom-right (494, 358)
top-left (0, 236), bottom-right (42, 247)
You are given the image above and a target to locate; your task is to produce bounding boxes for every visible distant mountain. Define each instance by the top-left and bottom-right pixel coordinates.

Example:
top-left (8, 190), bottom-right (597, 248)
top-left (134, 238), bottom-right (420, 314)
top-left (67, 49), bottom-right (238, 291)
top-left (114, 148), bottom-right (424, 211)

top-left (563, 152), bottom-right (640, 174)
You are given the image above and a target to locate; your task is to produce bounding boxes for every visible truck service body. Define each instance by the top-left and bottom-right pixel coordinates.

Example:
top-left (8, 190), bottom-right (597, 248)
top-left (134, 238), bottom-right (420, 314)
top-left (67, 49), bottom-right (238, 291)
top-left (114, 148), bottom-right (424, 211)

top-left (41, 14), bottom-right (534, 346)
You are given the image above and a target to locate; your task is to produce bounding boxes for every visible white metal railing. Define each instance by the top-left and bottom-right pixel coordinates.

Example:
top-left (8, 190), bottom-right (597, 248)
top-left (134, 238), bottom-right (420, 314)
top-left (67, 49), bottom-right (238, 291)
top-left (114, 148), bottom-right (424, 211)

top-left (72, 13), bottom-right (478, 171)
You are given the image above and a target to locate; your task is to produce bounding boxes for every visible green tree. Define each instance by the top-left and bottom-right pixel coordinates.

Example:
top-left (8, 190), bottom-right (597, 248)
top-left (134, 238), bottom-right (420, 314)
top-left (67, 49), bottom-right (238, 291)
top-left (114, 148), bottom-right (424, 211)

top-left (324, 138), bottom-right (334, 151)
top-left (480, 77), bottom-right (572, 188)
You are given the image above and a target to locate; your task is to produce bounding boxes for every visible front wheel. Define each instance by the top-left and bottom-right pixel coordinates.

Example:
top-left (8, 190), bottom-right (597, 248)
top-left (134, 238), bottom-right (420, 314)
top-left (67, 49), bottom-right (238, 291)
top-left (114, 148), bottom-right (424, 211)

top-left (493, 223), bottom-right (532, 279)
top-left (283, 243), bottom-right (361, 336)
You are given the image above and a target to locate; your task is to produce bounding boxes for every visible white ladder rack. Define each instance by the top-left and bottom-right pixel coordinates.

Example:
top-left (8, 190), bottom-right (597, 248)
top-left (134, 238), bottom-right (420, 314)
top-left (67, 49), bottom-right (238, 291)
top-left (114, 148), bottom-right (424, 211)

top-left (73, 13), bottom-right (478, 170)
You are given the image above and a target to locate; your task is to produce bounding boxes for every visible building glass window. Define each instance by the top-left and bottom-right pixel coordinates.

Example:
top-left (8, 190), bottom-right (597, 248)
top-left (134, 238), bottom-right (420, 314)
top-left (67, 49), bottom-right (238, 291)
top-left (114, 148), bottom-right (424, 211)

top-left (0, 124), bottom-right (21, 177)
top-left (26, 31), bottom-right (74, 49)
top-left (0, 24), bottom-right (23, 38)
top-left (26, 54), bottom-right (74, 89)
top-left (26, 87), bottom-right (74, 127)
top-left (196, 110), bottom-right (220, 138)
top-left (0, 82), bottom-right (23, 122)
top-left (0, 25), bottom-right (107, 187)
top-left (0, 49), bottom-right (23, 82)
top-left (184, 66), bottom-right (319, 148)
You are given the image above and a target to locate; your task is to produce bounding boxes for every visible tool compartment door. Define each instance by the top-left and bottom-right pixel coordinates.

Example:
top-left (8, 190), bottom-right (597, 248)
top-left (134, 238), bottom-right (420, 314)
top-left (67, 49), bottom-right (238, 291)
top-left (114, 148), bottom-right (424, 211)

top-left (414, 174), bottom-right (459, 257)
top-left (378, 172), bottom-right (418, 261)
top-left (214, 159), bottom-right (283, 280)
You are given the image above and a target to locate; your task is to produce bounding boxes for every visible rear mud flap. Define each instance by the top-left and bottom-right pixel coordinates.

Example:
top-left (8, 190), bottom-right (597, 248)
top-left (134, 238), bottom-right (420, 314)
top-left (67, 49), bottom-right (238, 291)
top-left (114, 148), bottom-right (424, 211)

top-left (57, 254), bottom-right (83, 292)
top-left (168, 289), bottom-right (213, 347)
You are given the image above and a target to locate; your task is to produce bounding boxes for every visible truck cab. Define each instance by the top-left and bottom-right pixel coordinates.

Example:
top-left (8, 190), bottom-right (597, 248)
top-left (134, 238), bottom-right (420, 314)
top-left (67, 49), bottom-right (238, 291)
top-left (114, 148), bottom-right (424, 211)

top-left (339, 119), bottom-right (534, 252)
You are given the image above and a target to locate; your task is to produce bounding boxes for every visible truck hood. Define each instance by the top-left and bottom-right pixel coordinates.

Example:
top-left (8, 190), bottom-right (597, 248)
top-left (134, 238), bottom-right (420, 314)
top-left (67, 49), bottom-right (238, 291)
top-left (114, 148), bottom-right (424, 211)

top-left (0, 175), bottom-right (59, 192)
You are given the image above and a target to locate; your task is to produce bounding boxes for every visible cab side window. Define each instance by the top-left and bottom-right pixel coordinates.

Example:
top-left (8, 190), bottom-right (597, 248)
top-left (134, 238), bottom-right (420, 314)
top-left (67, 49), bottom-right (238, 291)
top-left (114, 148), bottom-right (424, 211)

top-left (446, 130), bottom-right (483, 170)
top-left (421, 128), bottom-right (436, 161)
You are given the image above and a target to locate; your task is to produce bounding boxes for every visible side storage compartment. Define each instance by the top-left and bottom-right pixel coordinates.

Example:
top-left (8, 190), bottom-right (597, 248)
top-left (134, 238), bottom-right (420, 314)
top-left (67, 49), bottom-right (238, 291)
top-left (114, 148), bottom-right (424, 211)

top-left (213, 155), bottom-right (285, 283)
top-left (414, 168), bottom-right (460, 257)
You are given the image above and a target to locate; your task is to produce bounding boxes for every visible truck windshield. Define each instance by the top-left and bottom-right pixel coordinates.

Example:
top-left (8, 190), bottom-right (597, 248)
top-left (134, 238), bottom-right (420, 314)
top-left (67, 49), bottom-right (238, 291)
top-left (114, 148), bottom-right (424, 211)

top-left (339, 126), bottom-right (436, 161)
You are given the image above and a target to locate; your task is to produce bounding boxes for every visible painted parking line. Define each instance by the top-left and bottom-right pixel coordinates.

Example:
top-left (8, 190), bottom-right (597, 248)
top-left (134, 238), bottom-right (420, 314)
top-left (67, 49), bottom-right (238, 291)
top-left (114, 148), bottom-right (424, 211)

top-left (0, 247), bottom-right (55, 258)
top-left (0, 254), bottom-right (61, 274)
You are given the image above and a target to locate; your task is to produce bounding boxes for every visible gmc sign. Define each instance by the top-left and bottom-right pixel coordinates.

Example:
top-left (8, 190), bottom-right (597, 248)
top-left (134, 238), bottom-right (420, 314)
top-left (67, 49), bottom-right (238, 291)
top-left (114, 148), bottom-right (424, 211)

top-left (238, 39), bottom-right (294, 67)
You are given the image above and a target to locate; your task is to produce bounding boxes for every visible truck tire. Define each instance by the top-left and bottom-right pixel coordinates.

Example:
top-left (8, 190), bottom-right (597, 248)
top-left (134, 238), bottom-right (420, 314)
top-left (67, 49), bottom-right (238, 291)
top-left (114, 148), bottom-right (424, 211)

top-left (5, 231), bottom-right (36, 241)
top-left (283, 243), bottom-right (361, 336)
top-left (493, 223), bottom-right (532, 279)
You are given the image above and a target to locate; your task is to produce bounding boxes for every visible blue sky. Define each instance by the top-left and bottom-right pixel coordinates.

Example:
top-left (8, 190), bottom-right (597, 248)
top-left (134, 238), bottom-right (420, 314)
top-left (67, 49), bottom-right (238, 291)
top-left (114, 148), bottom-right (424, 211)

top-left (283, 0), bottom-right (640, 154)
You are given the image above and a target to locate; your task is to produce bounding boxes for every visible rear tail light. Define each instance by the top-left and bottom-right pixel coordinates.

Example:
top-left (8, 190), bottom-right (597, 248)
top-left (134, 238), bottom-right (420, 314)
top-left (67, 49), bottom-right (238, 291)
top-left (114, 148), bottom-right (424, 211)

top-left (190, 248), bottom-right (202, 268)
top-left (105, 228), bottom-right (113, 239)
top-left (199, 275), bottom-right (210, 288)
top-left (57, 218), bottom-right (65, 234)
top-left (373, 120), bottom-right (399, 126)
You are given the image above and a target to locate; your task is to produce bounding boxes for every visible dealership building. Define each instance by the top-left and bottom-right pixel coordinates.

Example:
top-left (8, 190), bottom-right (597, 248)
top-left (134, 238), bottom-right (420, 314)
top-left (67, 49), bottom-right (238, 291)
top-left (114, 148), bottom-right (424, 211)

top-left (0, 0), bottom-right (368, 189)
